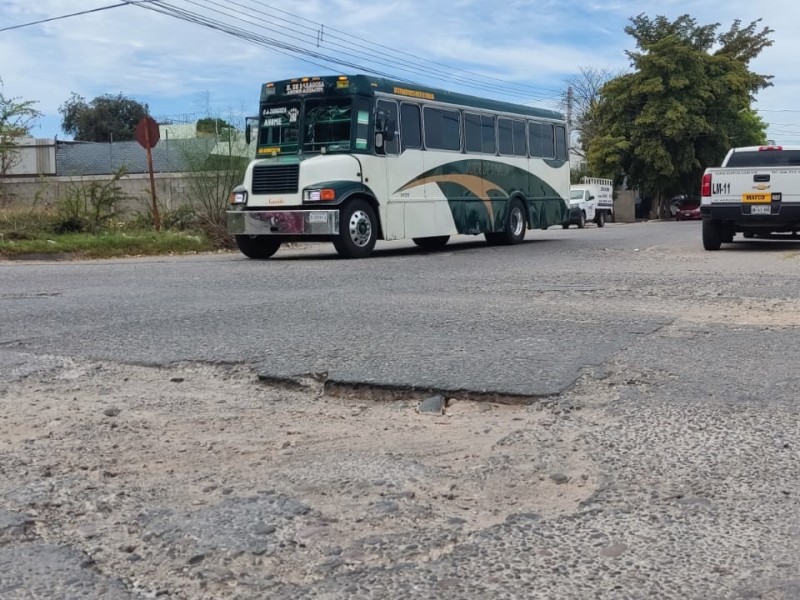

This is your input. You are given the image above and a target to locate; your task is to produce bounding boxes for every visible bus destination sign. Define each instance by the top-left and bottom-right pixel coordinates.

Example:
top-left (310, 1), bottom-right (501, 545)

top-left (285, 80), bottom-right (325, 95)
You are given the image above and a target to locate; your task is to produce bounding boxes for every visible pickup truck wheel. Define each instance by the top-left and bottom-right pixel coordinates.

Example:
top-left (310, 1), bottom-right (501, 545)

top-left (595, 211), bottom-right (606, 228)
top-left (333, 199), bottom-right (377, 259)
top-left (577, 211), bottom-right (586, 229)
top-left (235, 235), bottom-right (281, 259)
top-left (702, 219), bottom-right (723, 251)
top-left (562, 223), bottom-right (570, 229)
top-left (412, 235), bottom-right (449, 249)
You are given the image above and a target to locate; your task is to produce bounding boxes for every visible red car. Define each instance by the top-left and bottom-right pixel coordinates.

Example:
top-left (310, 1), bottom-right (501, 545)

top-left (675, 200), bottom-right (701, 220)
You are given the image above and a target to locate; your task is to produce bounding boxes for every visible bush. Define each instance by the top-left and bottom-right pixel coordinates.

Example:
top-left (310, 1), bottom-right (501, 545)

top-left (130, 202), bottom-right (198, 232)
top-left (54, 167), bottom-right (129, 233)
top-left (181, 132), bottom-right (246, 249)
top-left (0, 208), bottom-right (61, 239)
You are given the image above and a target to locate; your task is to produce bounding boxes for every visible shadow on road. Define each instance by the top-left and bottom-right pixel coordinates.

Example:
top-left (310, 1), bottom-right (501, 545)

top-left (727, 235), bottom-right (800, 252)
top-left (270, 237), bottom-right (556, 261)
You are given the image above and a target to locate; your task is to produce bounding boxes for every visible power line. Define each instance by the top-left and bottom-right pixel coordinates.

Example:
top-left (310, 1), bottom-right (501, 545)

top-left (129, 0), bottom-right (564, 104)
top-left (0, 2), bottom-right (154, 33)
top-left (216, 0), bottom-right (564, 99)
top-left (2, 0), bottom-right (566, 106)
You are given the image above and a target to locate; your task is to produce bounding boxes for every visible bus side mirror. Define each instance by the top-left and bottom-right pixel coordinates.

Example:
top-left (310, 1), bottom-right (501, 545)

top-left (245, 116), bottom-right (258, 146)
top-left (384, 119), bottom-right (397, 142)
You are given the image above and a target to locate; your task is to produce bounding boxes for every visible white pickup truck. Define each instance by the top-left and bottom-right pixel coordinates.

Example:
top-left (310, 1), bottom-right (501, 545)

top-left (701, 145), bottom-right (800, 250)
top-left (563, 177), bottom-right (614, 229)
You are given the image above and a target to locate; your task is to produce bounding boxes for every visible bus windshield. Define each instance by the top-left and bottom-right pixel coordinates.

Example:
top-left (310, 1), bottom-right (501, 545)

top-left (259, 102), bottom-right (300, 153)
top-left (257, 97), bottom-right (355, 155)
top-left (303, 98), bottom-right (353, 152)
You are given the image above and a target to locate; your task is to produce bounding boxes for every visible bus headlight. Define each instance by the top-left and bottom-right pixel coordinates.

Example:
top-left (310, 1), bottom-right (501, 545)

top-left (304, 188), bottom-right (336, 202)
top-left (229, 190), bottom-right (248, 205)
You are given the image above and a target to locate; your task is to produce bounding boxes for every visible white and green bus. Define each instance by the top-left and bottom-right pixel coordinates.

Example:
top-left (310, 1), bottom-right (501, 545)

top-left (228, 74), bottom-right (570, 259)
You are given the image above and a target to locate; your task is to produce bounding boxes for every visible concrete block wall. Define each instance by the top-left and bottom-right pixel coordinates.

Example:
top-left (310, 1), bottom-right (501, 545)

top-left (2, 173), bottom-right (201, 215)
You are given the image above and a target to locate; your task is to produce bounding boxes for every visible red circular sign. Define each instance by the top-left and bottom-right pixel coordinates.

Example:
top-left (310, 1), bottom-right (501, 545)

top-left (135, 116), bottom-right (160, 149)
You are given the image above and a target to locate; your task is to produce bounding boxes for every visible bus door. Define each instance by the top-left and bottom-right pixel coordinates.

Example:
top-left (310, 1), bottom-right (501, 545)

top-left (375, 99), bottom-right (406, 240)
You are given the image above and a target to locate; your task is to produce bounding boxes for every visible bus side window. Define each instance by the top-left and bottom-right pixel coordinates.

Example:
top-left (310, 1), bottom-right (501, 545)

top-left (529, 122), bottom-right (554, 158)
top-left (498, 118), bottom-right (513, 155)
top-left (481, 115), bottom-right (496, 155)
top-left (400, 103), bottom-right (422, 150)
top-left (555, 126), bottom-right (567, 160)
top-left (512, 120), bottom-right (526, 157)
top-left (464, 113), bottom-right (496, 155)
top-left (423, 107), bottom-right (461, 151)
top-left (464, 113), bottom-right (482, 153)
top-left (542, 123), bottom-right (555, 158)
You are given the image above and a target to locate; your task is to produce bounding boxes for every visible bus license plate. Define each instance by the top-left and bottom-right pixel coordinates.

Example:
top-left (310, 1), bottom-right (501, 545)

top-left (743, 192), bottom-right (771, 203)
top-left (309, 213), bottom-right (328, 223)
top-left (751, 205), bottom-right (771, 215)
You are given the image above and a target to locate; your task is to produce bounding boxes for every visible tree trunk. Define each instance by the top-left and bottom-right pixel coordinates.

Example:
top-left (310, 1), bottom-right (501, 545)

top-left (649, 193), bottom-right (662, 220)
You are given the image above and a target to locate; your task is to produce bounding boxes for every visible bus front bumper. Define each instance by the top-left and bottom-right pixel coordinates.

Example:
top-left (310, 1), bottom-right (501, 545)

top-left (227, 210), bottom-right (340, 236)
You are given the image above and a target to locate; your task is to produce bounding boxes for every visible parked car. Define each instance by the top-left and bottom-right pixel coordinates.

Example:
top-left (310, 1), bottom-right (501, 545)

top-left (675, 199), bottom-right (701, 220)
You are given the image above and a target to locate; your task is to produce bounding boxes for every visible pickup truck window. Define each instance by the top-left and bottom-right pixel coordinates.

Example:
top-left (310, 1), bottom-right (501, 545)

top-left (726, 150), bottom-right (800, 167)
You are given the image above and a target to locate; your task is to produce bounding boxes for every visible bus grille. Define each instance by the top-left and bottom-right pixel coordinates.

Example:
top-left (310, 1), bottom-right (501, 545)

top-left (252, 164), bottom-right (300, 194)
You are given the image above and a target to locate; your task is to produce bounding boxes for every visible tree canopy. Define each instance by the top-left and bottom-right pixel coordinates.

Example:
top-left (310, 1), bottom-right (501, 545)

top-left (59, 93), bottom-right (148, 142)
top-left (196, 117), bottom-right (235, 138)
top-left (0, 82), bottom-right (41, 204)
top-left (586, 14), bottom-right (773, 216)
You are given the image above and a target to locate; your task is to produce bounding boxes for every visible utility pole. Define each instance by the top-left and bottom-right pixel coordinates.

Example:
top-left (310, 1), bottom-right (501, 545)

top-left (566, 86), bottom-right (574, 166)
top-left (566, 85), bottom-right (573, 130)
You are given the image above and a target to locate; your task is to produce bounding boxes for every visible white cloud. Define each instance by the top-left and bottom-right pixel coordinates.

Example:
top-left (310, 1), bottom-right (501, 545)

top-left (1, 0), bottom-right (797, 138)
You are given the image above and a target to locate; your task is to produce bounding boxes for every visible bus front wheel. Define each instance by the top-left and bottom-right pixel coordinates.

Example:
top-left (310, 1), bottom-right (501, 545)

top-left (235, 235), bottom-right (281, 259)
top-left (333, 199), bottom-right (378, 258)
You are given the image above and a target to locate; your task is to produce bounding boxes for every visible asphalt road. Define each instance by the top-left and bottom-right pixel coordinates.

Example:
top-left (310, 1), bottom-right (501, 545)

top-left (0, 221), bottom-right (704, 396)
top-left (2, 220), bottom-right (800, 599)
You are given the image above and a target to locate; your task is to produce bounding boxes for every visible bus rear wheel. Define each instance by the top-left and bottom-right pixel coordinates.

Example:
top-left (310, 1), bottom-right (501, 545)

top-left (235, 235), bottom-right (281, 259)
top-left (412, 236), bottom-right (449, 249)
top-left (487, 198), bottom-right (526, 245)
top-left (333, 199), bottom-right (378, 258)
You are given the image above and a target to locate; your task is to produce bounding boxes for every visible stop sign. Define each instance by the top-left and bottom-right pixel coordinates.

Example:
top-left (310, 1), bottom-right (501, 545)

top-left (135, 116), bottom-right (160, 149)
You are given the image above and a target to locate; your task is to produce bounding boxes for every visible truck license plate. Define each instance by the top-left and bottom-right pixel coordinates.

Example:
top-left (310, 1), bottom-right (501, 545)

top-left (751, 205), bottom-right (771, 215)
top-left (309, 212), bottom-right (328, 223)
top-left (742, 192), bottom-right (771, 203)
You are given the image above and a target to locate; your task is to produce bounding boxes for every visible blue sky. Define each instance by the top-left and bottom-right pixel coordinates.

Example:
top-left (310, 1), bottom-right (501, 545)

top-left (2, 0), bottom-right (799, 142)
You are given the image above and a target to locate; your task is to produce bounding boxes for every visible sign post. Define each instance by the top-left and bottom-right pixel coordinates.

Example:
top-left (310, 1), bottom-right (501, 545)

top-left (135, 116), bottom-right (161, 231)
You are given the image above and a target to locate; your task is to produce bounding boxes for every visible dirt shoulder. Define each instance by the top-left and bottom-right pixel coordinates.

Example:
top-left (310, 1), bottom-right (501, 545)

top-left (0, 359), bottom-right (598, 598)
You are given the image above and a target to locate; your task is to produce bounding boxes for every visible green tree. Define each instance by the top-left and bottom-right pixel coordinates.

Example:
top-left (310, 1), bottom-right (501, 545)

top-left (0, 81), bottom-right (42, 206)
top-left (587, 14), bottom-right (772, 217)
top-left (196, 117), bottom-right (235, 140)
top-left (59, 92), bottom-right (148, 142)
